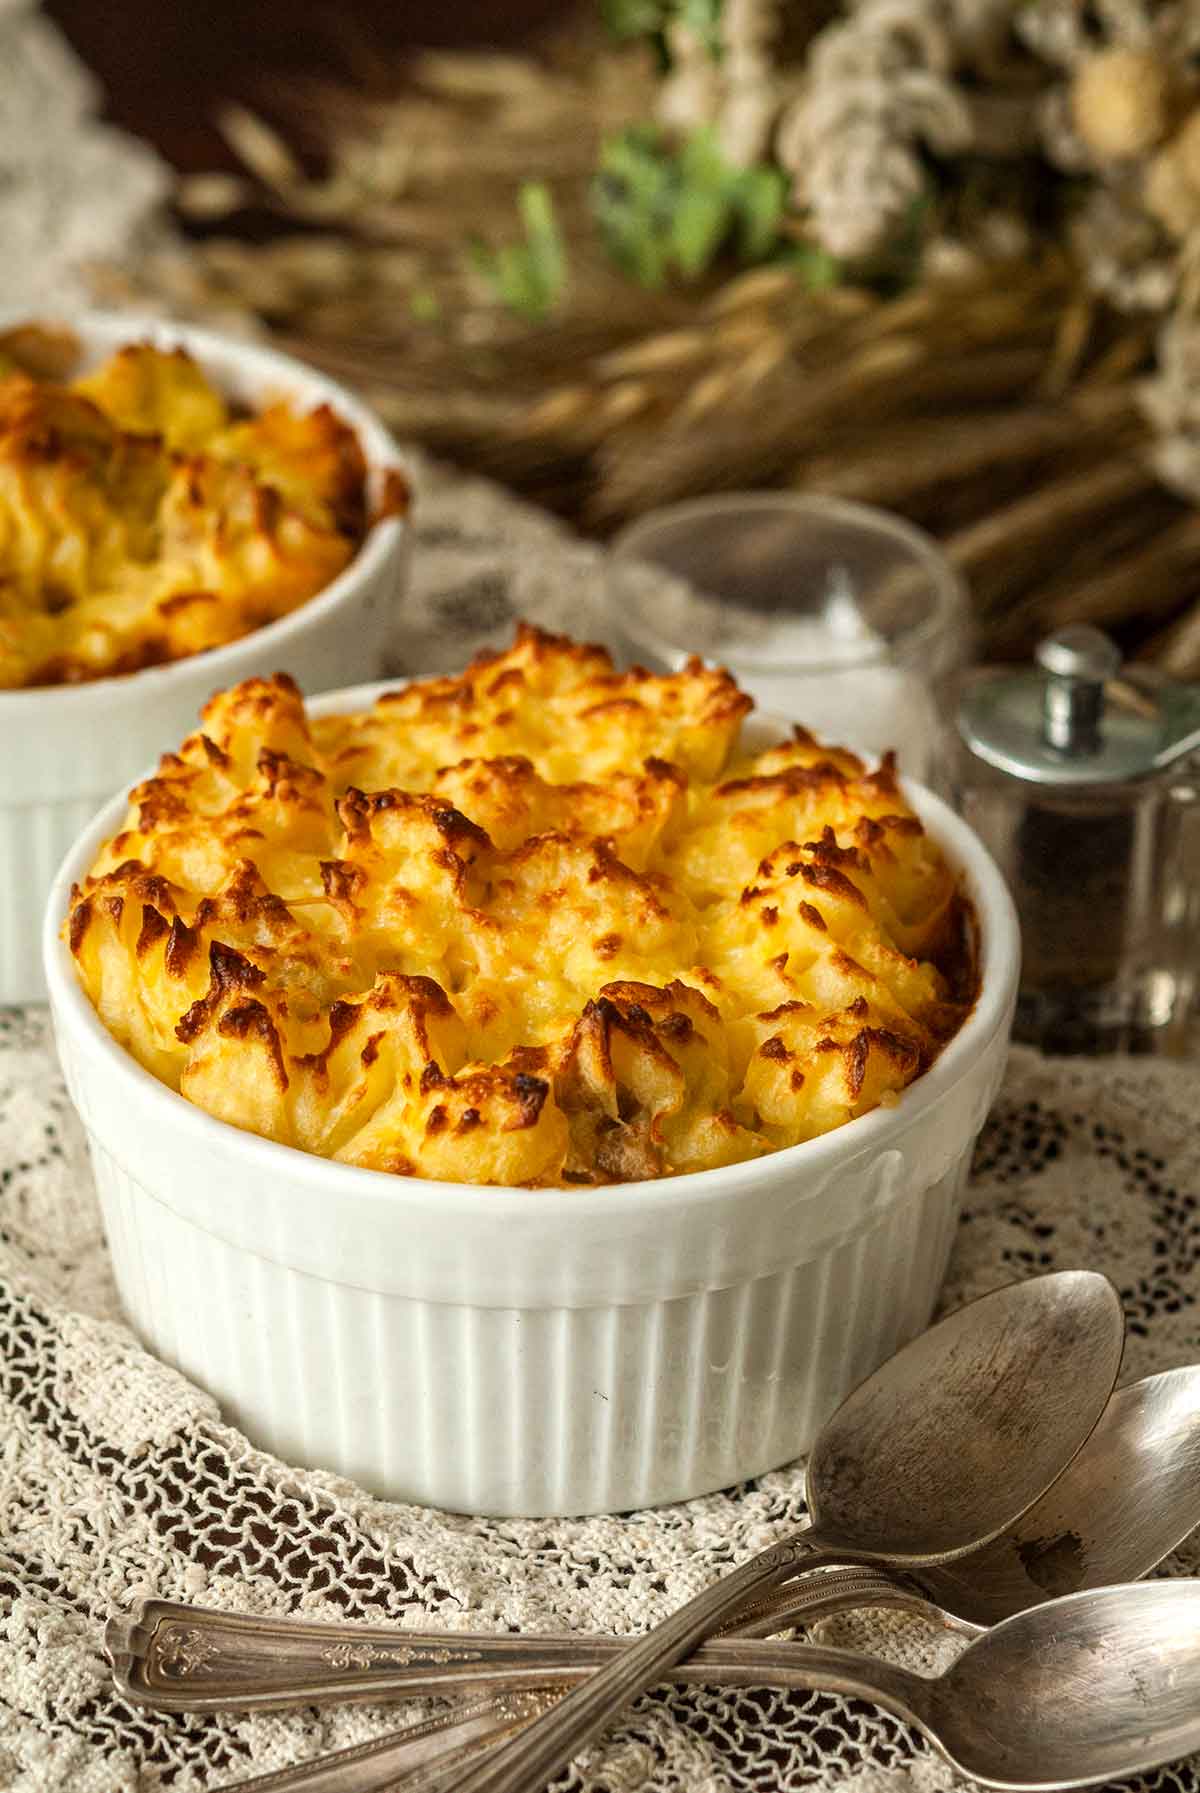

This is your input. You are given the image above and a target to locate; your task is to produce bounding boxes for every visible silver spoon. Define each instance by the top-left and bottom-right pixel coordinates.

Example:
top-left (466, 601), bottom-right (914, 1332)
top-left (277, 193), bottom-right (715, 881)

top-left (213, 1580), bottom-right (1200, 1793)
top-left (152, 1358), bottom-right (1200, 1793)
top-left (739, 1360), bottom-right (1200, 1636)
top-left (893, 1361), bottom-right (1200, 1627)
top-left (428, 1268), bottom-right (1125, 1793)
top-left (110, 1363), bottom-right (1200, 1716)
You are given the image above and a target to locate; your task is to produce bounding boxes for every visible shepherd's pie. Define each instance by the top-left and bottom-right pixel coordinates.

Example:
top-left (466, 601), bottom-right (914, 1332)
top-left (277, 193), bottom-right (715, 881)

top-left (0, 329), bottom-right (396, 688)
top-left (66, 625), bottom-right (973, 1185)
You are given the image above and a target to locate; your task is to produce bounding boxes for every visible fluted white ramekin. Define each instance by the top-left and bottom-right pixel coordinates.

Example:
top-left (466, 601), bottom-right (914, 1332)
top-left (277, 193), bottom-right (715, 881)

top-left (0, 313), bottom-right (409, 1003)
top-left (45, 700), bottom-right (1019, 1517)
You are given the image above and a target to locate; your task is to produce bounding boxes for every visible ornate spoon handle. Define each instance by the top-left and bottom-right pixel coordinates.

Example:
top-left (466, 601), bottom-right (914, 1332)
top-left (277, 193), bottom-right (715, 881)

top-left (411, 1535), bottom-right (821, 1793)
top-left (213, 1694), bottom-right (559, 1793)
top-left (212, 1636), bottom-right (925, 1792)
top-left (110, 1565), bottom-right (948, 1715)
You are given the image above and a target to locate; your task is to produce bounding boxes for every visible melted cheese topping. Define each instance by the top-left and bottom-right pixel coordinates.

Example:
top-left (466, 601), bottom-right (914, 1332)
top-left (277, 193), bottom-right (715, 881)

top-left (66, 625), bottom-right (972, 1186)
top-left (0, 332), bottom-right (390, 688)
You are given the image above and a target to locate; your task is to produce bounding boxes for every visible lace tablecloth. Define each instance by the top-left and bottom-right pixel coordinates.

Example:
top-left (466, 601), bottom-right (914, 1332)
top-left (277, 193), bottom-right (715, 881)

top-left (2, 455), bottom-right (1200, 1793)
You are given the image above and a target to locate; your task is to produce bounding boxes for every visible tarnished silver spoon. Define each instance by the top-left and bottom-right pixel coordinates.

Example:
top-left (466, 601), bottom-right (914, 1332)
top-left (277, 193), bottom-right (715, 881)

top-left (431, 1269), bottom-right (1125, 1793)
top-left (738, 1361), bottom-right (1200, 1636)
top-left (111, 1364), bottom-right (1200, 1717)
top-left (212, 1581), bottom-right (1200, 1793)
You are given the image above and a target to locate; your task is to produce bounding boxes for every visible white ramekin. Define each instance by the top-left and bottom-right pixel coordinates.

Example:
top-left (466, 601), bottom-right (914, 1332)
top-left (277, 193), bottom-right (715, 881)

top-left (45, 697), bottom-right (1019, 1517)
top-left (0, 312), bottom-right (409, 1003)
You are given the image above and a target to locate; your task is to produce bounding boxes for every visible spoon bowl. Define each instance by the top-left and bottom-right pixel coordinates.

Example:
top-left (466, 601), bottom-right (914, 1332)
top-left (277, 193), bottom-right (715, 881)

top-left (737, 1360), bottom-right (1200, 1640)
top-left (916, 1364), bottom-right (1200, 1624)
top-left (920, 1579), bottom-right (1200, 1787)
top-left (807, 1267), bottom-right (1125, 1564)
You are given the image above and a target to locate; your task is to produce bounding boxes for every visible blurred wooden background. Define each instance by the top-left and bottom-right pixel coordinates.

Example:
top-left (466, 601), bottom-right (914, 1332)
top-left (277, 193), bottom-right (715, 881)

top-left (46, 1), bottom-right (557, 172)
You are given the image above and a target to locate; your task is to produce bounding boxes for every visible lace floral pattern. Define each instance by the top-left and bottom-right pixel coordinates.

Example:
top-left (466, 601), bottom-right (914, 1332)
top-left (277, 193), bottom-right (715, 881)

top-left (3, 463), bottom-right (1200, 1790)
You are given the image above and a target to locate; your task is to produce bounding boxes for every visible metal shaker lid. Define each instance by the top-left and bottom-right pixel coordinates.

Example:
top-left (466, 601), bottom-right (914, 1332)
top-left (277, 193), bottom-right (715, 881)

top-left (958, 624), bottom-right (1200, 788)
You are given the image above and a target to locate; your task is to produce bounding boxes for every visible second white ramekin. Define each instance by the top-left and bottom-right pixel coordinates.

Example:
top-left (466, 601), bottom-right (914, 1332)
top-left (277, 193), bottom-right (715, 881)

top-left (45, 702), bottom-right (1019, 1517)
top-left (0, 312), bottom-right (409, 1003)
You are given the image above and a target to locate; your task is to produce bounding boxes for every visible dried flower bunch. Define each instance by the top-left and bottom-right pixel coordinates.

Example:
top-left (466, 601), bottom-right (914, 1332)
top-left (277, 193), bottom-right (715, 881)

top-left (1019, 1), bottom-right (1200, 514)
top-left (774, 0), bottom-right (1200, 508)
top-left (95, 3), bottom-right (1200, 673)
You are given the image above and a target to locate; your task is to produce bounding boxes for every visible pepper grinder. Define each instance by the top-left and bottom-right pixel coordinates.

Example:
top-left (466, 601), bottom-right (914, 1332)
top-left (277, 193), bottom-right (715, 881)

top-left (953, 624), bottom-right (1200, 1056)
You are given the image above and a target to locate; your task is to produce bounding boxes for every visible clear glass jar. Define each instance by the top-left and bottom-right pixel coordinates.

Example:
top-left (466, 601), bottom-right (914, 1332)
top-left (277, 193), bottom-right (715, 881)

top-left (954, 628), bottom-right (1200, 1057)
top-left (606, 493), bottom-right (971, 783)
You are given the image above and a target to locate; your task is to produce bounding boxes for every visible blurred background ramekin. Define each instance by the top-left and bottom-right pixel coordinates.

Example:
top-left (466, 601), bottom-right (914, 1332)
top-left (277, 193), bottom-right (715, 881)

top-left (0, 312), bottom-right (409, 1003)
top-left (44, 698), bottom-right (1019, 1517)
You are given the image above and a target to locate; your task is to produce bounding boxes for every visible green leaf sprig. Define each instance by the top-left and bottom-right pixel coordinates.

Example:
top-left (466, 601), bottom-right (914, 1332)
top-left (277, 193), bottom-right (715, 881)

top-left (467, 181), bottom-right (567, 319)
top-left (591, 125), bottom-right (787, 287)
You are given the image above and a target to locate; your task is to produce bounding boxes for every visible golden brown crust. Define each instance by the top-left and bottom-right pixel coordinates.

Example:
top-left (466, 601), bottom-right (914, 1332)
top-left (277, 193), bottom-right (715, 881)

top-left (375, 466), bottom-right (412, 522)
top-left (66, 627), bottom-right (973, 1185)
top-left (0, 339), bottom-right (373, 689)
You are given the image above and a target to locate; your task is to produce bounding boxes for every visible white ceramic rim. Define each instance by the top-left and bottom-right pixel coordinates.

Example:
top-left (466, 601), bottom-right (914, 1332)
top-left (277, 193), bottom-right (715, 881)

top-left (44, 685), bottom-right (1021, 1231)
top-left (0, 310), bottom-right (407, 720)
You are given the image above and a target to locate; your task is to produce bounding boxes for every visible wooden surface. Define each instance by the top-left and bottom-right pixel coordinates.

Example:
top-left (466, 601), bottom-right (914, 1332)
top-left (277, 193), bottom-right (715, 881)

top-left (46, 0), bottom-right (564, 171)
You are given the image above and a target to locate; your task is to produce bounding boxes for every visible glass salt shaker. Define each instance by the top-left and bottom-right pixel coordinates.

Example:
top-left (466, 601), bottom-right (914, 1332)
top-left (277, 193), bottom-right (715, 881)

top-left (953, 624), bottom-right (1200, 1056)
top-left (605, 494), bottom-right (971, 784)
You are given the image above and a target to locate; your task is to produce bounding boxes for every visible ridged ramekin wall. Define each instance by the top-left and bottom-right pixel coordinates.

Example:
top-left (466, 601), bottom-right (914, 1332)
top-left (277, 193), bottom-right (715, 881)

top-left (84, 1136), bottom-right (970, 1515)
top-left (0, 312), bottom-right (409, 1002)
top-left (46, 700), bottom-right (1019, 1517)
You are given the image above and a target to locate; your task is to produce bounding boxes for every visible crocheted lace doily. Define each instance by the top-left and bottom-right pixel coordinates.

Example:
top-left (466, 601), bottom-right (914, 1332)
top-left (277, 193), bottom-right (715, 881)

top-left (3, 456), bottom-right (1200, 1793)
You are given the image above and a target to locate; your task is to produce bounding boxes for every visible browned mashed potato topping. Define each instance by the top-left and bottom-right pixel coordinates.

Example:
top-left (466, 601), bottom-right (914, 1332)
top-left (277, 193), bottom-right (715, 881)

top-left (0, 327), bottom-right (390, 688)
top-left (66, 625), bottom-right (973, 1185)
